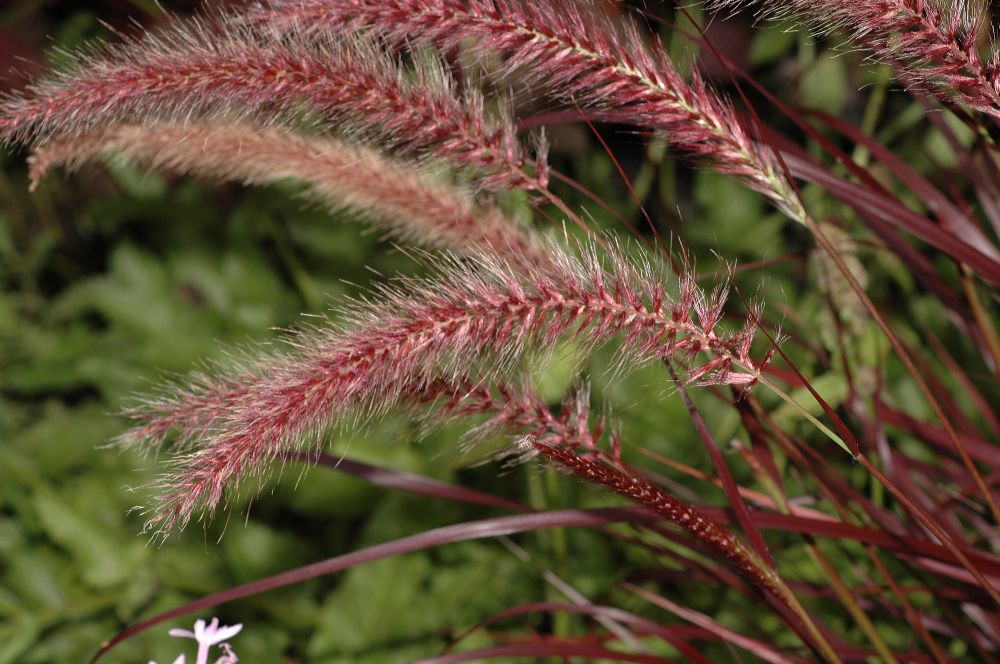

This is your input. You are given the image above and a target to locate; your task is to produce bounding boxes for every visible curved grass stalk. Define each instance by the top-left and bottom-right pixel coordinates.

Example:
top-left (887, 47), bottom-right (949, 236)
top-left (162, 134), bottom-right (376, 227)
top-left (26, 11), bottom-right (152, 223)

top-left (530, 441), bottom-right (845, 664)
top-left (128, 245), bottom-right (768, 532)
top-left (1, 19), bottom-right (545, 190)
top-left (246, 0), bottom-right (806, 220)
top-left (708, 0), bottom-right (1000, 118)
top-left (30, 121), bottom-right (546, 265)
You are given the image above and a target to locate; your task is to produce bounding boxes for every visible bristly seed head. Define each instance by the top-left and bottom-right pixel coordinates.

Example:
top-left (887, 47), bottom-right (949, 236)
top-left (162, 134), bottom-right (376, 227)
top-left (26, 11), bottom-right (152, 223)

top-left (706, 0), bottom-right (1000, 118)
top-left (129, 243), bottom-right (770, 535)
top-left (29, 120), bottom-right (548, 267)
top-left (1, 15), bottom-right (546, 190)
top-left (243, 0), bottom-right (805, 219)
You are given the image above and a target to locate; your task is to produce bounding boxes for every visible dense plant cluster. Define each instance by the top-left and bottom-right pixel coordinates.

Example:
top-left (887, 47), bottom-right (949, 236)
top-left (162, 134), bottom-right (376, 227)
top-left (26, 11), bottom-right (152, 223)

top-left (3, 0), bottom-right (1000, 661)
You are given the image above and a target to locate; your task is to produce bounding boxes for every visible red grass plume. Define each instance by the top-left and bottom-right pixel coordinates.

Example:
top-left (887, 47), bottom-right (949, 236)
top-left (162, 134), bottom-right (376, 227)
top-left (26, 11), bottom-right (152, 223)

top-left (127, 245), bottom-right (767, 534)
top-left (30, 121), bottom-right (546, 264)
top-left (709, 0), bottom-right (1000, 118)
top-left (245, 0), bottom-right (806, 221)
top-left (0, 18), bottom-right (546, 190)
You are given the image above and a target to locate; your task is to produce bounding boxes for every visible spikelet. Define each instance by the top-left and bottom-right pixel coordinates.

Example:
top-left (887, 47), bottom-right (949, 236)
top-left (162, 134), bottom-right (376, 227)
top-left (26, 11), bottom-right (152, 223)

top-left (417, 377), bottom-right (604, 452)
top-left (527, 439), bottom-right (777, 594)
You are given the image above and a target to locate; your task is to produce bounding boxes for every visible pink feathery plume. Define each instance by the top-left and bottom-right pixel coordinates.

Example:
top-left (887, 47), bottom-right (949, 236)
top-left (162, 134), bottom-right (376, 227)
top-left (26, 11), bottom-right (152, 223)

top-left (30, 121), bottom-right (546, 264)
top-left (135, 245), bottom-right (768, 534)
top-left (243, 0), bottom-right (804, 220)
top-left (709, 0), bottom-right (1000, 118)
top-left (1, 18), bottom-right (545, 190)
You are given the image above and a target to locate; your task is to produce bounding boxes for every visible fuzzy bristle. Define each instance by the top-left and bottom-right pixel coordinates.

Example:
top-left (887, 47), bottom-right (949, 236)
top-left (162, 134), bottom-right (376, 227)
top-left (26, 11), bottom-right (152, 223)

top-left (244, 0), bottom-right (806, 221)
top-left (1, 17), bottom-right (545, 190)
top-left (30, 121), bottom-right (546, 263)
top-left (708, 0), bottom-right (1000, 117)
top-left (132, 245), bottom-right (767, 533)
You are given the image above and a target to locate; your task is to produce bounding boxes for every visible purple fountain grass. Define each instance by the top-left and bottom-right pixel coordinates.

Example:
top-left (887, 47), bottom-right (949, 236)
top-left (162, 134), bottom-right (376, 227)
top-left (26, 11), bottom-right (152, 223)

top-left (527, 440), bottom-right (843, 663)
top-left (0, 18), bottom-right (545, 190)
top-left (709, 0), bottom-right (1000, 118)
top-left (144, 375), bottom-right (605, 535)
top-left (276, 0), bottom-right (1000, 526)
top-left (5, 1), bottom-right (1000, 660)
top-left (528, 438), bottom-right (775, 589)
top-left (244, 0), bottom-right (807, 221)
top-left (29, 121), bottom-right (546, 264)
top-left (239, 1), bottom-right (1000, 346)
top-left (130, 245), bottom-right (766, 532)
top-left (1, 2), bottom-right (996, 660)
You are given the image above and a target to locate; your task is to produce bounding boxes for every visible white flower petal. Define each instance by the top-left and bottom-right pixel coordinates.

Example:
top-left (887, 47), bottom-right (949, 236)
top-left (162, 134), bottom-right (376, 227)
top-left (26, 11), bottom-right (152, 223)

top-left (192, 619), bottom-right (209, 639)
top-left (210, 623), bottom-right (243, 644)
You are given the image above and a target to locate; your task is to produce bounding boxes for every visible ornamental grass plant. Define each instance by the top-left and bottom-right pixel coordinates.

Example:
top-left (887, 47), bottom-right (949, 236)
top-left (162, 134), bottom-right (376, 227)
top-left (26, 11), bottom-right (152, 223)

top-left (2, 1), bottom-right (1000, 662)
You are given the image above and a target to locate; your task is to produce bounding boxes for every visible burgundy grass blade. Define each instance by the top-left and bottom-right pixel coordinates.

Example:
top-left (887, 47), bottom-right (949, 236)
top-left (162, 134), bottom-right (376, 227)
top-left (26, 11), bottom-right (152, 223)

top-left (297, 451), bottom-right (530, 512)
top-left (667, 363), bottom-right (775, 569)
top-left (447, 601), bottom-right (716, 664)
top-left (89, 506), bottom-right (663, 662)
top-left (780, 150), bottom-right (1000, 287)
top-left (806, 109), bottom-right (1000, 262)
top-left (624, 583), bottom-right (810, 664)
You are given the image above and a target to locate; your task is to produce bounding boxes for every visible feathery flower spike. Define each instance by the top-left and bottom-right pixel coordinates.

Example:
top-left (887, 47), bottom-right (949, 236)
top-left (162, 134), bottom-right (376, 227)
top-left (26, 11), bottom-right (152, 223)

top-left (708, 0), bottom-right (1000, 118)
top-left (133, 245), bottom-right (767, 533)
top-left (0, 19), bottom-right (544, 190)
top-left (30, 121), bottom-right (546, 265)
top-left (245, 0), bottom-right (806, 220)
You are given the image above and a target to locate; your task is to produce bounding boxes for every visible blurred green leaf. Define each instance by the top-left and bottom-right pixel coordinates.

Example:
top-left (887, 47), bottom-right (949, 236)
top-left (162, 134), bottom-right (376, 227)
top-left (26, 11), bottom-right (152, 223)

top-left (308, 554), bottom-right (439, 657)
top-left (33, 488), bottom-right (145, 588)
top-left (748, 21), bottom-right (798, 67)
top-left (691, 172), bottom-right (782, 260)
top-left (800, 52), bottom-right (849, 115)
top-left (0, 615), bottom-right (40, 664)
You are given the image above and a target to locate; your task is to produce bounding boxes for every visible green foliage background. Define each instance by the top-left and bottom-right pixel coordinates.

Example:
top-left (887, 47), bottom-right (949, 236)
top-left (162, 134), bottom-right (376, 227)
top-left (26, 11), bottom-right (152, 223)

top-left (1, 2), bottom-right (992, 663)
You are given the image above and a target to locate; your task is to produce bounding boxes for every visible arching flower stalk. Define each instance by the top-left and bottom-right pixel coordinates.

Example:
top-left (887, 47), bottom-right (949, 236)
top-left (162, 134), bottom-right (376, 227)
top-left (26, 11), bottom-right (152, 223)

top-left (707, 0), bottom-right (1000, 119)
top-left (129, 245), bottom-right (767, 533)
top-left (30, 120), bottom-right (547, 265)
top-left (526, 440), bottom-right (843, 664)
top-left (244, 0), bottom-right (807, 221)
top-left (0, 20), bottom-right (546, 190)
